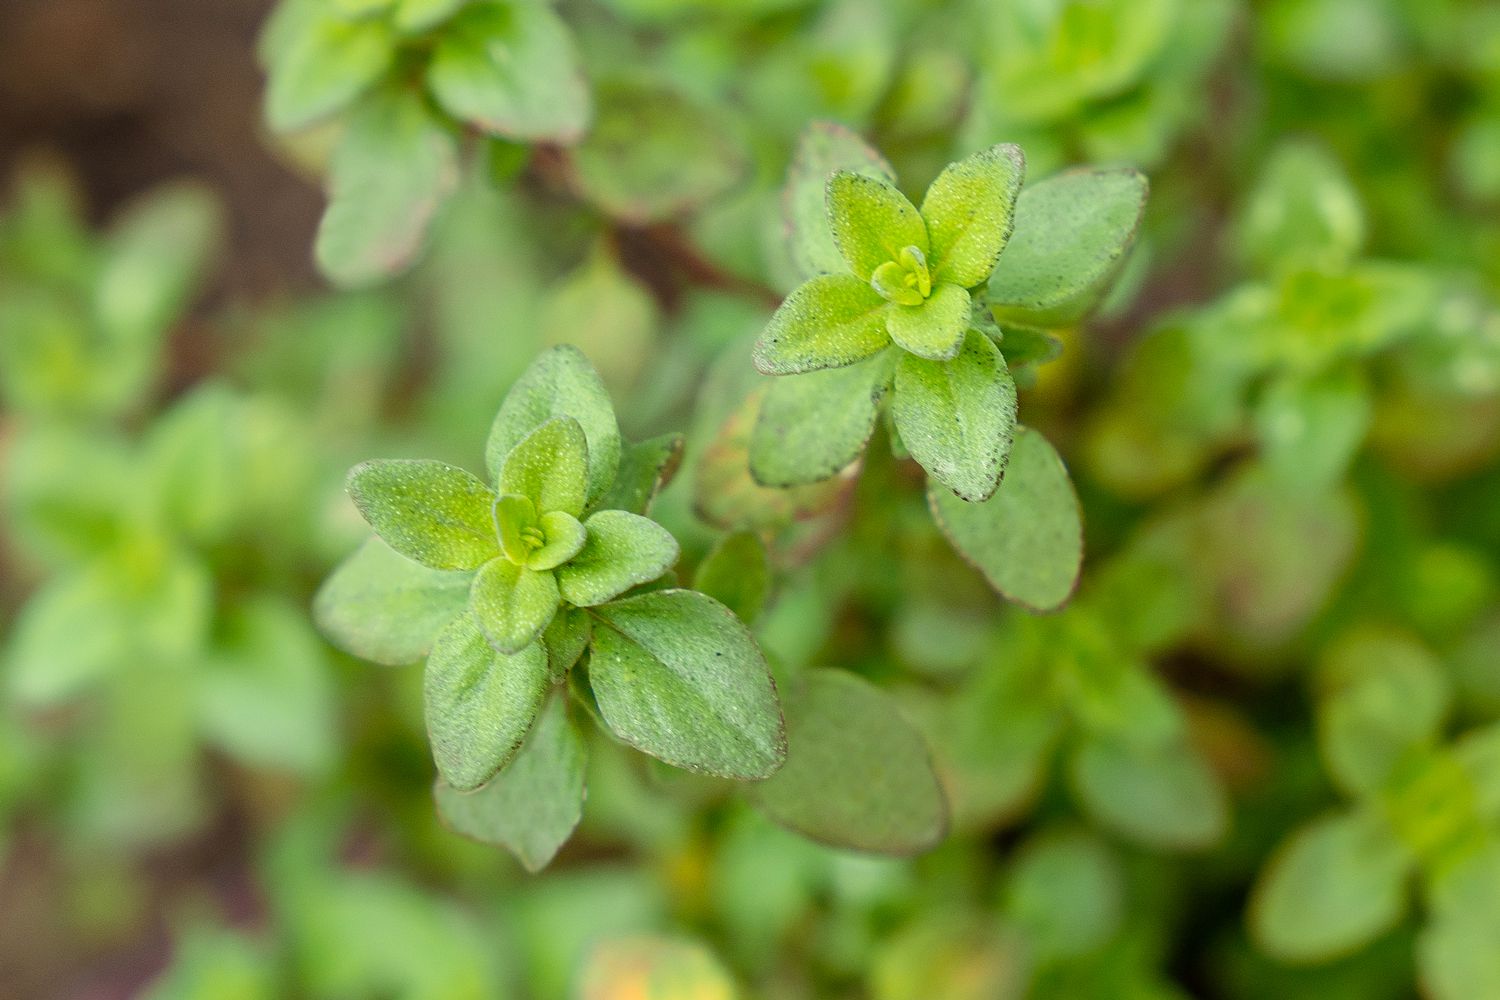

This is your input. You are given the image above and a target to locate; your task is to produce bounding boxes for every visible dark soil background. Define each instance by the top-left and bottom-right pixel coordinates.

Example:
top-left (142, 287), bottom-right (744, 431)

top-left (0, 0), bottom-right (321, 300)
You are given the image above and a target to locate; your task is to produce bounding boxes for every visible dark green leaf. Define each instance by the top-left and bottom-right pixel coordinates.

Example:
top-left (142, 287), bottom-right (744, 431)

top-left (594, 432), bottom-right (683, 517)
top-left (694, 532), bottom-right (771, 625)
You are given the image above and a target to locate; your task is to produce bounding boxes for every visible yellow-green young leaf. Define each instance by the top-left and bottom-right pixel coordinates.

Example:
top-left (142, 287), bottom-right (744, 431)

top-left (885, 283), bottom-right (971, 360)
top-left (894, 330), bottom-right (1016, 502)
top-left (749, 350), bottom-right (897, 488)
top-left (694, 532), bottom-right (771, 625)
top-left (1000, 828), bottom-right (1124, 962)
top-left (264, 11), bottom-right (394, 132)
top-left (423, 611), bottom-right (550, 791)
top-left (1250, 808), bottom-right (1412, 963)
top-left (198, 597), bottom-right (336, 776)
top-left (748, 669), bottom-right (947, 854)
top-left (928, 427), bottom-right (1082, 611)
top-left (394, 0), bottom-right (468, 32)
top-left (498, 417), bottom-right (589, 518)
top-left (434, 687), bottom-right (585, 871)
top-left (495, 493), bottom-right (538, 564)
top-left (752, 274), bottom-right (892, 376)
top-left (426, 0), bottom-right (589, 142)
top-left (595, 433), bottom-right (683, 516)
top-left (826, 171), bottom-right (928, 280)
top-left (314, 538), bottom-right (471, 666)
top-left (784, 121), bottom-right (896, 279)
top-left (1316, 626), bottom-right (1451, 798)
top-left (567, 78), bottom-right (746, 224)
top-left (1068, 737), bottom-right (1228, 851)
top-left (485, 346), bottom-right (621, 507)
top-left (578, 936), bottom-right (737, 1000)
top-left (588, 590), bottom-right (786, 779)
top-left (469, 557), bottom-right (561, 654)
top-left (347, 459), bottom-right (497, 570)
top-left (315, 89), bottom-right (459, 288)
top-left (919, 144), bottom-right (1025, 288)
top-left (989, 167), bottom-right (1148, 327)
top-left (528, 511), bottom-right (587, 571)
top-left (556, 510), bottom-right (679, 607)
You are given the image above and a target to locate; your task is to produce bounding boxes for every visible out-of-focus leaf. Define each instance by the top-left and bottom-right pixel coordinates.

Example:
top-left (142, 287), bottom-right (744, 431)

top-left (694, 532), bottom-right (771, 625)
top-left (578, 935), bottom-right (737, 1000)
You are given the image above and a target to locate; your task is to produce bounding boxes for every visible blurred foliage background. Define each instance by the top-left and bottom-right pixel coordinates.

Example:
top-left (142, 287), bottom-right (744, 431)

top-left (3, 0), bottom-right (1500, 997)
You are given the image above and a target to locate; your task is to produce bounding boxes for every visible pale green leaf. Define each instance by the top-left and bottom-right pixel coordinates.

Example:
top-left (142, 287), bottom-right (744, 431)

top-left (919, 144), bottom-right (1025, 288)
top-left (556, 510), bottom-right (679, 607)
top-left (1250, 808), bottom-right (1412, 963)
top-left (485, 345), bottom-right (621, 507)
top-left (749, 349), bottom-right (897, 487)
top-left (1069, 738), bottom-right (1228, 851)
top-left (198, 597), bottom-right (336, 776)
top-left (264, 12), bottom-right (394, 132)
top-left (423, 611), bottom-right (551, 791)
top-left (1457, 723), bottom-right (1500, 821)
top-left (1001, 828), bottom-right (1124, 961)
top-left (315, 88), bottom-right (459, 287)
top-left (1237, 141), bottom-right (1366, 276)
top-left (346, 459), bottom-right (497, 570)
top-left (588, 590), bottom-right (785, 779)
top-left (1255, 368), bottom-right (1372, 493)
top-left (498, 417), bottom-right (589, 519)
top-left (885, 282), bottom-right (970, 360)
top-left (784, 121), bottom-right (896, 279)
top-left (468, 557), bottom-right (560, 654)
top-left (427, 0), bottom-right (589, 141)
top-left (752, 273), bottom-right (891, 376)
top-left (894, 329), bottom-right (1016, 502)
top-left (826, 171), bottom-right (928, 280)
top-left (928, 427), bottom-right (1082, 610)
top-left (989, 167), bottom-right (1148, 326)
top-left (96, 182), bottom-right (223, 345)
top-left (748, 668), bottom-right (947, 854)
top-left (434, 687), bottom-right (585, 871)
top-left (394, 0), bottom-right (468, 32)
top-left (314, 539), bottom-right (471, 666)
top-left (694, 532), bottom-right (771, 625)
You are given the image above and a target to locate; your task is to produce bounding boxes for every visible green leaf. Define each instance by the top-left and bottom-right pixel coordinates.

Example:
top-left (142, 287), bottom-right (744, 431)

top-left (1237, 141), bottom-right (1366, 275)
top-left (918, 144), bottom-right (1025, 288)
top-left (989, 167), bottom-right (1148, 327)
top-left (783, 121), bottom-right (896, 279)
top-left (8, 547), bottom-right (212, 707)
top-left (588, 590), bottom-right (785, 779)
top-left (894, 329), bottom-right (1016, 502)
top-left (485, 345), bottom-right (621, 508)
top-left (749, 350), bottom-right (897, 487)
top-left (426, 0), bottom-right (589, 142)
top-left (566, 78), bottom-right (746, 223)
top-left (594, 433), bottom-right (683, 516)
top-left (394, 0), bottom-right (469, 32)
top-left (314, 539), bottom-right (471, 666)
top-left (96, 182), bottom-right (223, 344)
top-left (748, 669), bottom-right (947, 854)
top-left (1255, 368), bottom-right (1372, 493)
top-left (826, 171), bottom-right (928, 280)
top-left (264, 11), bottom-right (394, 132)
top-left (1317, 626), bottom-right (1450, 797)
top-left (752, 274), bottom-right (892, 376)
top-left (198, 597), bottom-right (336, 776)
top-left (885, 283), bottom-right (970, 360)
top-left (1457, 723), bottom-right (1500, 821)
top-left (315, 88), bottom-right (459, 287)
top-left (498, 417), bottom-right (589, 518)
top-left (434, 687), bottom-right (585, 871)
top-left (529, 511), bottom-right (587, 571)
top-left (423, 611), bottom-right (551, 791)
top-left (1001, 828), bottom-right (1123, 961)
top-left (1250, 808), bottom-right (1412, 963)
top-left (694, 532), bottom-right (771, 625)
top-left (556, 510), bottom-right (680, 607)
top-left (541, 605), bottom-right (591, 680)
top-left (347, 459), bottom-right (498, 571)
top-left (1069, 737), bottom-right (1228, 851)
top-left (468, 557), bottom-right (561, 654)
top-left (928, 427), bottom-right (1082, 610)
